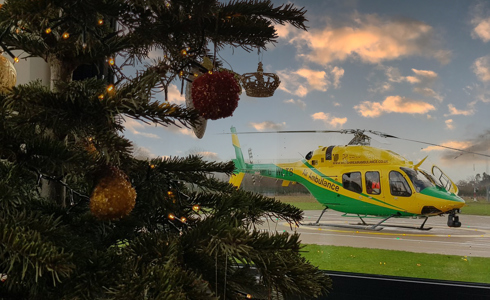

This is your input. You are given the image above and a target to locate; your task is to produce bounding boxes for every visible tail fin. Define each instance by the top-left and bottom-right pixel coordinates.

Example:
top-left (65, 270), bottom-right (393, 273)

top-left (229, 126), bottom-right (246, 188)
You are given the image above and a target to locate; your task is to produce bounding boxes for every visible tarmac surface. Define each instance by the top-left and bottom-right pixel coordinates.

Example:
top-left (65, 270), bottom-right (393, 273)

top-left (259, 210), bottom-right (490, 258)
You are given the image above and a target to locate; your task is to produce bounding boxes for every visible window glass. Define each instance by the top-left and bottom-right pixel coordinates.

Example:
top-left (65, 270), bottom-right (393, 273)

top-left (389, 171), bottom-right (412, 197)
top-left (365, 171), bottom-right (381, 195)
top-left (401, 167), bottom-right (434, 193)
top-left (342, 172), bottom-right (362, 193)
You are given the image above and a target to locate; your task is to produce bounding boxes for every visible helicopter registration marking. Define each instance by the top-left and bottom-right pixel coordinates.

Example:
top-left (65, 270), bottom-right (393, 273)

top-left (302, 169), bottom-right (340, 192)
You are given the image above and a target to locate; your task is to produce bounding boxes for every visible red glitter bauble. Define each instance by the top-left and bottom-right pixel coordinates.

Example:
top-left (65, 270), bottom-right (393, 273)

top-left (191, 71), bottom-right (241, 120)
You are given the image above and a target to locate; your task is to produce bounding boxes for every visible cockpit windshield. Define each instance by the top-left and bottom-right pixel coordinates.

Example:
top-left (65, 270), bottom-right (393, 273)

top-left (400, 167), bottom-right (435, 193)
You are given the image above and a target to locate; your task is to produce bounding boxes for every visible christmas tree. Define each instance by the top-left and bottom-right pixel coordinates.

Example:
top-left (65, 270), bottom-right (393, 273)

top-left (0, 1), bottom-right (331, 299)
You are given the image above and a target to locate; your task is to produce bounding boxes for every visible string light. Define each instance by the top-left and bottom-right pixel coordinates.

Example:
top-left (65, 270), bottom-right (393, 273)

top-left (208, 70), bottom-right (213, 74)
top-left (108, 57), bottom-right (115, 65)
top-left (150, 164), bottom-right (155, 169)
top-left (180, 49), bottom-right (187, 56)
top-left (106, 84), bottom-right (114, 92)
top-left (179, 70), bottom-right (184, 77)
top-left (62, 32), bottom-right (70, 39)
top-left (13, 57), bottom-right (19, 63)
top-left (45, 28), bottom-right (52, 34)
top-left (180, 217), bottom-right (187, 223)
top-left (98, 19), bottom-right (104, 25)
top-left (98, 94), bottom-right (104, 100)
top-left (192, 205), bottom-right (200, 212)
top-left (168, 213), bottom-right (175, 220)
top-left (246, 294), bottom-right (252, 299)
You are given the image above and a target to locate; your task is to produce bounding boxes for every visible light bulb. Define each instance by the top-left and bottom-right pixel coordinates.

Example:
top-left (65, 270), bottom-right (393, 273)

top-left (168, 214), bottom-right (175, 220)
top-left (45, 28), bottom-right (52, 34)
top-left (106, 84), bottom-right (114, 92)
top-left (62, 32), bottom-right (69, 39)
top-left (108, 58), bottom-right (115, 65)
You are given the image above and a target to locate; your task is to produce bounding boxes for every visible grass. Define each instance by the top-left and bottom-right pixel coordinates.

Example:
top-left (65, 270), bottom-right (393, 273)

top-left (274, 194), bottom-right (490, 216)
top-left (272, 194), bottom-right (490, 283)
top-left (301, 245), bottom-right (490, 284)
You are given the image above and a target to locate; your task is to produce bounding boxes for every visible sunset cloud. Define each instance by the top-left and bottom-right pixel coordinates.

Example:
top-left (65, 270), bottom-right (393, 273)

top-left (168, 84), bottom-right (186, 103)
top-left (249, 121), bottom-right (286, 131)
top-left (472, 55), bottom-right (490, 82)
top-left (311, 112), bottom-right (347, 128)
top-left (380, 67), bottom-right (442, 101)
top-left (445, 119), bottom-right (454, 130)
top-left (421, 140), bottom-right (472, 152)
top-left (287, 14), bottom-right (450, 65)
top-left (354, 95), bottom-right (436, 118)
top-left (277, 66), bottom-right (344, 97)
top-left (421, 130), bottom-right (490, 162)
top-left (445, 103), bottom-right (475, 116)
top-left (123, 119), bottom-right (160, 139)
top-left (284, 98), bottom-right (306, 110)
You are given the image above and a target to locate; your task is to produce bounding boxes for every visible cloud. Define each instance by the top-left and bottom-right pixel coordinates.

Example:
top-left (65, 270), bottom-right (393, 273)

top-left (287, 14), bottom-right (450, 65)
top-left (164, 125), bottom-right (196, 137)
top-left (123, 118), bottom-right (160, 139)
top-left (331, 66), bottom-right (345, 88)
top-left (132, 145), bottom-right (157, 160)
top-left (168, 84), bottom-right (186, 103)
top-left (422, 130), bottom-right (490, 162)
top-left (249, 121), bottom-right (287, 131)
top-left (445, 119), bottom-right (454, 130)
top-left (284, 98), bottom-right (306, 110)
top-left (422, 140), bottom-right (472, 153)
top-left (380, 67), bottom-right (442, 101)
top-left (354, 95), bottom-right (435, 118)
top-left (471, 5), bottom-right (490, 43)
top-left (196, 151), bottom-right (220, 161)
top-left (472, 55), bottom-right (490, 82)
top-left (311, 112), bottom-right (347, 128)
top-left (277, 66), bottom-right (344, 97)
top-left (445, 103), bottom-right (475, 116)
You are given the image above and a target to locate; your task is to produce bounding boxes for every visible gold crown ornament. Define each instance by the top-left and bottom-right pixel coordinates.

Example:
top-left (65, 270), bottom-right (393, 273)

top-left (241, 62), bottom-right (280, 98)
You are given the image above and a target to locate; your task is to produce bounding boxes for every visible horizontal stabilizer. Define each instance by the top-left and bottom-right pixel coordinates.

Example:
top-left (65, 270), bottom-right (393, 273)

top-left (229, 172), bottom-right (245, 188)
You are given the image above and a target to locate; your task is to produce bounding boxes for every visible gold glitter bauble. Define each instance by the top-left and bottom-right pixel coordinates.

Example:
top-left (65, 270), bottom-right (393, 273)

top-left (0, 55), bottom-right (16, 93)
top-left (90, 167), bottom-right (136, 220)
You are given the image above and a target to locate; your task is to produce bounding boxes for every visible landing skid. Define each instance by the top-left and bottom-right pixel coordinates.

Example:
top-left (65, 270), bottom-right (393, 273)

top-left (303, 207), bottom-right (432, 231)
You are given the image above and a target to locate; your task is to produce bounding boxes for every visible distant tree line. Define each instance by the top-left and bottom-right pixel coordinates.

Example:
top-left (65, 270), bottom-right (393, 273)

top-left (457, 172), bottom-right (490, 198)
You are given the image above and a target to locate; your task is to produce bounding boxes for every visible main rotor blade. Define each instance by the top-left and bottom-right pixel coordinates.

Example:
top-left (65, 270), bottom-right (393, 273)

top-left (381, 134), bottom-right (490, 158)
top-left (230, 130), bottom-right (344, 134)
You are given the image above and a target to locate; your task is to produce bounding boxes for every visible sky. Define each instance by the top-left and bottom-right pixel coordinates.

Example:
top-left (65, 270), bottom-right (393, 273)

top-left (123, 0), bottom-right (490, 183)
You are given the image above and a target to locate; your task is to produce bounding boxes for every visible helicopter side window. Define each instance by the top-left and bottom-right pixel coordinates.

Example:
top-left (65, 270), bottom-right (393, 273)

top-left (342, 172), bottom-right (362, 193)
top-left (365, 171), bottom-right (381, 195)
top-left (389, 171), bottom-right (412, 197)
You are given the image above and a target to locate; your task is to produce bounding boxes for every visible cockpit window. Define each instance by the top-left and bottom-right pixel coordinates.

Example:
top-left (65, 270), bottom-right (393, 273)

top-left (400, 167), bottom-right (434, 193)
top-left (389, 171), bottom-right (412, 197)
top-left (305, 151), bottom-right (313, 160)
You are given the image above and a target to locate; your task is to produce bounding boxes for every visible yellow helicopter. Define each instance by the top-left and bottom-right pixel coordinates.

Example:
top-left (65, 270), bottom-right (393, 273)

top-left (228, 127), bottom-right (489, 230)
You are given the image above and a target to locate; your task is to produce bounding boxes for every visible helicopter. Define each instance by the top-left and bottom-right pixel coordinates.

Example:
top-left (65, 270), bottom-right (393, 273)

top-left (228, 127), bottom-right (490, 231)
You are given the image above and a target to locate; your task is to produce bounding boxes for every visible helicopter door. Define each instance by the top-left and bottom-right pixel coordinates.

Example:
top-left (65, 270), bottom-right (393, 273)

top-left (431, 166), bottom-right (459, 195)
